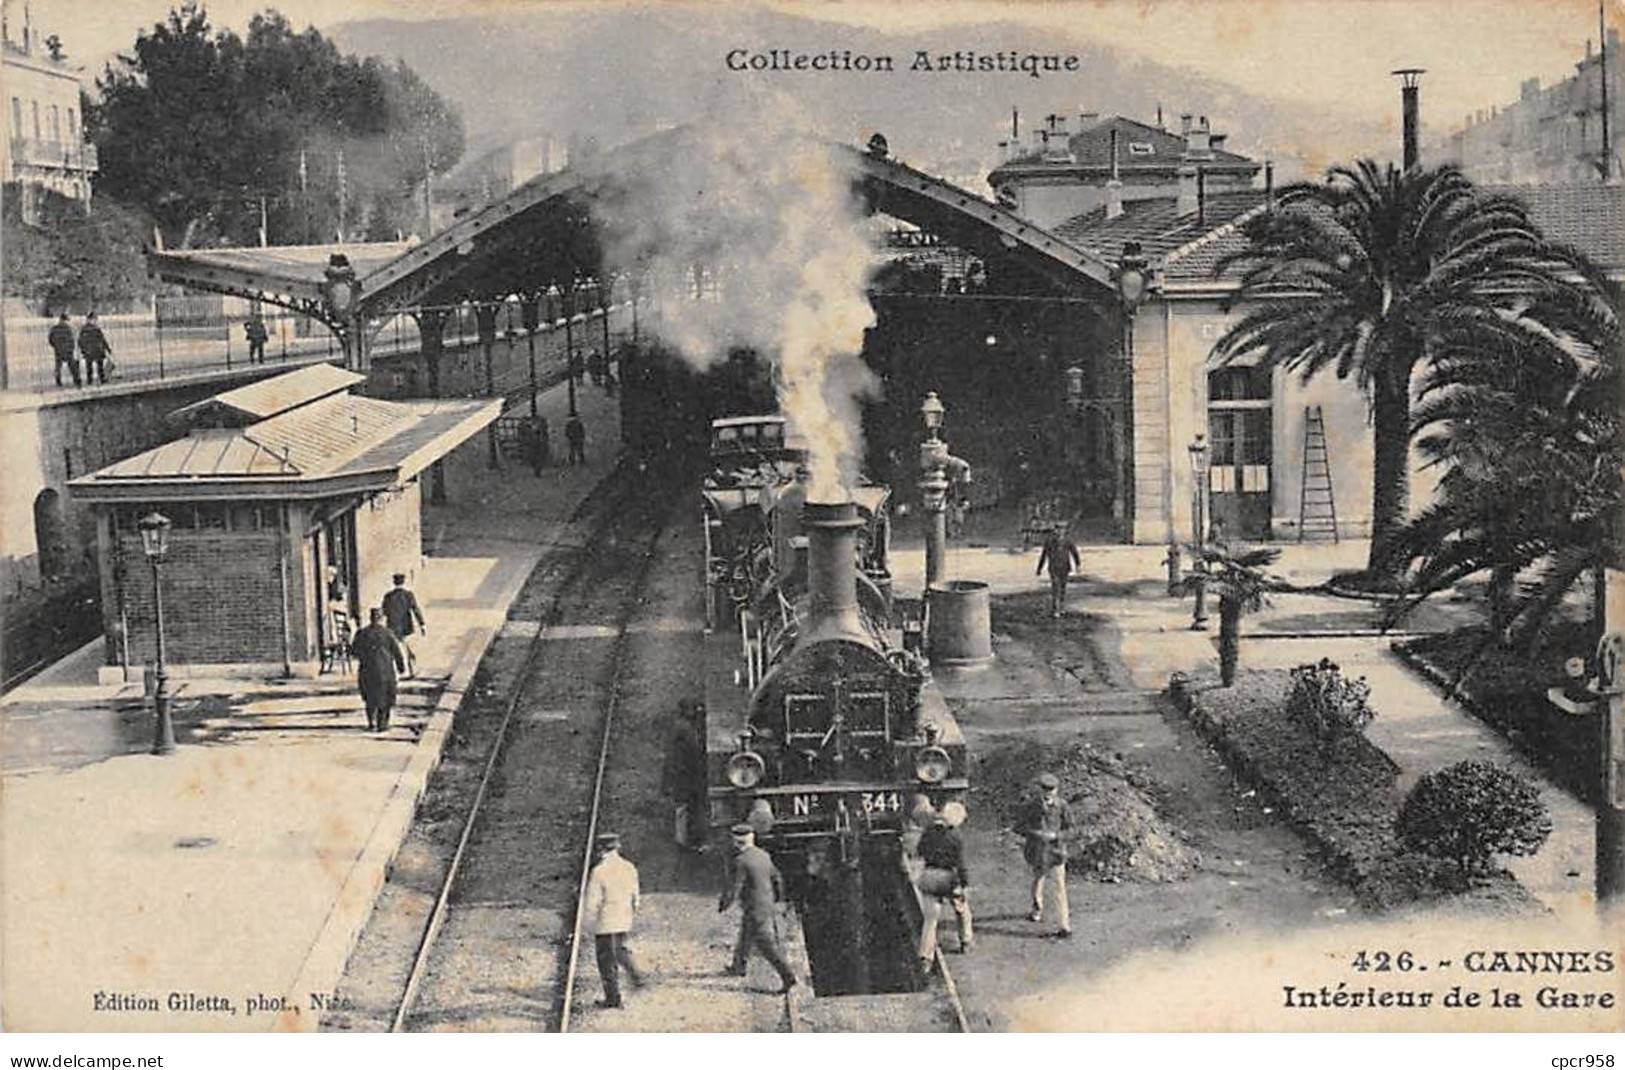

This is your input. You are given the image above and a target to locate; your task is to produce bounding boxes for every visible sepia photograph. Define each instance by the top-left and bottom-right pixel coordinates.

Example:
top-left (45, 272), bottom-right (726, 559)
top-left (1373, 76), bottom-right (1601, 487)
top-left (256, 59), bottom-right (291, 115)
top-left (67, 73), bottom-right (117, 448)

top-left (0, 0), bottom-right (1621, 1056)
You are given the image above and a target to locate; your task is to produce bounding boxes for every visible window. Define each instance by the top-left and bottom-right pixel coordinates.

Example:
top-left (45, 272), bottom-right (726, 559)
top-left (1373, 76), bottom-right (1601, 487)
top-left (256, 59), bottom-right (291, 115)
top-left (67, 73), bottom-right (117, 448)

top-left (31, 99), bottom-right (39, 139)
top-left (49, 104), bottom-right (59, 142)
top-left (65, 107), bottom-right (75, 138)
top-left (1128, 141), bottom-right (1155, 156)
top-left (9, 98), bottom-right (20, 138)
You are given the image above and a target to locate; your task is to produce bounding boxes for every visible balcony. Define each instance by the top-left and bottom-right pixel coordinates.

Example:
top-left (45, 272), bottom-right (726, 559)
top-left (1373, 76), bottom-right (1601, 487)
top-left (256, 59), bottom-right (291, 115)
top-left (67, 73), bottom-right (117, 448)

top-left (8, 137), bottom-right (97, 173)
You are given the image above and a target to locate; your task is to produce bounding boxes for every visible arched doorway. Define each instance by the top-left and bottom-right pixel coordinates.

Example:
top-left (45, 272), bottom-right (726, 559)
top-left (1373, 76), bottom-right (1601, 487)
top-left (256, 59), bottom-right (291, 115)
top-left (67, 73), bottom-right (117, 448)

top-left (33, 488), bottom-right (68, 580)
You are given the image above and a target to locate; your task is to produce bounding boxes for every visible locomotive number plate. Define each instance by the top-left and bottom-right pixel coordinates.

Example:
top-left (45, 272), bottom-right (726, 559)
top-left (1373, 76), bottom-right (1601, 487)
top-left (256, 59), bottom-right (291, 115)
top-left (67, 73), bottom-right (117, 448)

top-left (787, 791), bottom-right (902, 817)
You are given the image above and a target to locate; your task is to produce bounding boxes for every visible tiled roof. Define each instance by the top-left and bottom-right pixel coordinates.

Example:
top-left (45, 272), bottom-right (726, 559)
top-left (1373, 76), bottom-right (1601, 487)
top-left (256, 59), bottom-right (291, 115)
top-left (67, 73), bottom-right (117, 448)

top-left (1053, 190), bottom-right (1269, 279)
top-left (1481, 184), bottom-right (1625, 269)
top-left (169, 362), bottom-right (365, 425)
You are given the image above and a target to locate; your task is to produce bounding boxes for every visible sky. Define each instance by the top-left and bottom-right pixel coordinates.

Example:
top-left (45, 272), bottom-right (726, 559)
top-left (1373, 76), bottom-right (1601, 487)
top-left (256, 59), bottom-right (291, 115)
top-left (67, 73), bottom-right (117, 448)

top-left (13, 0), bottom-right (1621, 134)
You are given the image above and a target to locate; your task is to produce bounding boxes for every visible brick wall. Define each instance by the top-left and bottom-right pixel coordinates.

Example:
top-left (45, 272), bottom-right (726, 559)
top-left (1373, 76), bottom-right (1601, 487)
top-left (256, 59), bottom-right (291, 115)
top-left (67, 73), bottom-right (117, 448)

top-left (111, 528), bottom-right (292, 666)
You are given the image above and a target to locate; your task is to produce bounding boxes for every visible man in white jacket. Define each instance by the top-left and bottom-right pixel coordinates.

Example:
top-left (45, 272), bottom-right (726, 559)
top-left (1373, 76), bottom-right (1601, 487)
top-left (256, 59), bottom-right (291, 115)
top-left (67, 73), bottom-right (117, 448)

top-left (582, 832), bottom-right (645, 1007)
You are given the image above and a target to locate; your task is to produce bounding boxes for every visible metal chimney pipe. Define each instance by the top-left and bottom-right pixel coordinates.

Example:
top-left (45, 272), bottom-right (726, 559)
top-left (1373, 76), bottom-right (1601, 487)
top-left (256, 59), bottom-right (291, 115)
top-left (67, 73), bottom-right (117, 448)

top-left (803, 499), bottom-right (865, 638)
top-left (1393, 68), bottom-right (1426, 171)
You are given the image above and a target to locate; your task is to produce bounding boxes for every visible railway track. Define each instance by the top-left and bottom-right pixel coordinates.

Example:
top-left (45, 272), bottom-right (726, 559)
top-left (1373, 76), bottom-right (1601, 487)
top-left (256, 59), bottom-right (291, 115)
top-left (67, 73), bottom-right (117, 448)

top-left (380, 468), bottom-right (669, 1031)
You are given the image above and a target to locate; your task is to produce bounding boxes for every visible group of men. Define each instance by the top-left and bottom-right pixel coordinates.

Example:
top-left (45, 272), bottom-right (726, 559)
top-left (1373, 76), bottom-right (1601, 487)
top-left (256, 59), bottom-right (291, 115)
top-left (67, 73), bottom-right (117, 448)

top-left (904, 770), bottom-right (1073, 973)
top-left (46, 312), bottom-right (113, 388)
top-left (347, 573), bottom-right (429, 733)
top-left (583, 768), bottom-right (1077, 1009)
top-left (582, 821), bottom-right (797, 1010)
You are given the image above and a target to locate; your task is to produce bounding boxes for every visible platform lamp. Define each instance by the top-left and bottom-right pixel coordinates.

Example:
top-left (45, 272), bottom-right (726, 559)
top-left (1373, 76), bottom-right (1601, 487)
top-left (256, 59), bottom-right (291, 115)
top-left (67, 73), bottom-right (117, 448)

top-left (919, 391), bottom-right (949, 591)
top-left (1188, 434), bottom-right (1211, 631)
top-left (138, 511), bottom-right (176, 756)
top-left (323, 253), bottom-right (359, 368)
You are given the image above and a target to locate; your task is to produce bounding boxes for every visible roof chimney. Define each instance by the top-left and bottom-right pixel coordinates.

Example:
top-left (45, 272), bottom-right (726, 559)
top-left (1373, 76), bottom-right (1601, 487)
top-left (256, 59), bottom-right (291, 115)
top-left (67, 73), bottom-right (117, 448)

top-left (1197, 166), bottom-right (1207, 225)
top-left (1184, 115), bottom-right (1213, 158)
top-left (1180, 113), bottom-right (1193, 135)
top-left (1106, 128), bottom-right (1123, 219)
top-left (1265, 160), bottom-right (1275, 205)
top-left (1177, 162), bottom-right (1199, 217)
top-left (1392, 68), bottom-right (1425, 171)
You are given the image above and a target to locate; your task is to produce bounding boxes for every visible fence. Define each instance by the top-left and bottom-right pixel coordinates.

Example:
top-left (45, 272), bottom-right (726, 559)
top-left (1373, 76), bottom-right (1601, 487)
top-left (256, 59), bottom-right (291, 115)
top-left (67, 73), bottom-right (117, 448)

top-left (3, 291), bottom-right (634, 395)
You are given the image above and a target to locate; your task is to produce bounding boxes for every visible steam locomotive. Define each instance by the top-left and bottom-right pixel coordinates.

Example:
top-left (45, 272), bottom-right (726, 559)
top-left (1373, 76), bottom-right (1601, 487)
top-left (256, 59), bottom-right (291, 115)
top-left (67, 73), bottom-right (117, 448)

top-left (698, 415), bottom-right (969, 859)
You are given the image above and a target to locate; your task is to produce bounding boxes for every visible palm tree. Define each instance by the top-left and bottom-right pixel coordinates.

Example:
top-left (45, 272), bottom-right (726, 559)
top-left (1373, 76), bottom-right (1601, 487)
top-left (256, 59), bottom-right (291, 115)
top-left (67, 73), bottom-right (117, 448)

top-left (1388, 269), bottom-right (1620, 659)
top-left (1180, 545), bottom-right (1281, 686)
top-left (1213, 161), bottom-right (1592, 585)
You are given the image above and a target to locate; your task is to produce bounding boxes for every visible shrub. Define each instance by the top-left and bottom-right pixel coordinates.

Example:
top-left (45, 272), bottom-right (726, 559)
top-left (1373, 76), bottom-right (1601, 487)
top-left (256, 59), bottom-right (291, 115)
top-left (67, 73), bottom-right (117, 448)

top-left (1397, 760), bottom-right (1552, 875)
top-left (1286, 658), bottom-right (1376, 741)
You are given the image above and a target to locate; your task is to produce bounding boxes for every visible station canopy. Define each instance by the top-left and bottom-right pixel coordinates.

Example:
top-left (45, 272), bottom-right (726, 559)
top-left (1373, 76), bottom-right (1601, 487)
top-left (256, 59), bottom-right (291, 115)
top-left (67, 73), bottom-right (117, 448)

top-left (145, 126), bottom-right (1124, 335)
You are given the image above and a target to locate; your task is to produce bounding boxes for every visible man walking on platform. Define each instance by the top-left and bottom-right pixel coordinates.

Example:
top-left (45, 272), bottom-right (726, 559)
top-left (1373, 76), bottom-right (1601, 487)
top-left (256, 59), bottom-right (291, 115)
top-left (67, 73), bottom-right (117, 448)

top-left (565, 413), bottom-right (586, 466)
top-left (719, 824), bottom-right (798, 992)
top-left (1036, 526), bottom-right (1081, 618)
top-left (583, 832), bottom-right (645, 1008)
top-left (77, 312), bottom-right (112, 386)
top-left (1017, 772), bottom-right (1073, 938)
top-left (350, 608), bottom-right (406, 732)
top-left (381, 573), bottom-right (427, 678)
top-left (48, 313), bottom-right (79, 387)
top-left (245, 314), bottom-right (269, 363)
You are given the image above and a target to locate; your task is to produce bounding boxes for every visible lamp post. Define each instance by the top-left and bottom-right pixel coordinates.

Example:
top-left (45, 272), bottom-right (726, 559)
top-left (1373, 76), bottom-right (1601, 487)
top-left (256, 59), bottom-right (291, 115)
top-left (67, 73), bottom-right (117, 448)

top-left (1188, 434), bottom-right (1211, 631)
top-left (919, 392), bottom-right (949, 591)
top-left (138, 511), bottom-right (176, 756)
top-left (1114, 241), bottom-right (1161, 584)
top-left (522, 294), bottom-right (541, 419)
top-left (562, 284), bottom-right (579, 418)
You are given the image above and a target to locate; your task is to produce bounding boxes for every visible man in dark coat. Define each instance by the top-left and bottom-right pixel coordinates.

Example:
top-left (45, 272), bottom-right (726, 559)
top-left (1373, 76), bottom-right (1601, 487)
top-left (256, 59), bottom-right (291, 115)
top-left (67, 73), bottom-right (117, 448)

top-left (1017, 772), bottom-right (1073, 937)
top-left (1035, 527), bottom-right (1081, 619)
top-left (565, 414), bottom-right (586, 465)
top-left (48, 314), bottom-right (80, 387)
top-left (245, 314), bottom-right (269, 363)
top-left (718, 825), bottom-right (797, 992)
top-left (77, 312), bottom-right (112, 385)
top-left (350, 608), bottom-right (406, 732)
top-left (662, 700), bottom-right (707, 850)
top-left (380, 573), bottom-right (427, 678)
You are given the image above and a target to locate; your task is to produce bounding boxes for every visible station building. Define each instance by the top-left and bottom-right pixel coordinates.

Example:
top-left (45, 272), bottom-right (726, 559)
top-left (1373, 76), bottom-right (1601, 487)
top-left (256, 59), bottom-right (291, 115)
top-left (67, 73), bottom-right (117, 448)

top-left (68, 364), bottom-right (500, 678)
top-left (1, 4), bottom-right (97, 220)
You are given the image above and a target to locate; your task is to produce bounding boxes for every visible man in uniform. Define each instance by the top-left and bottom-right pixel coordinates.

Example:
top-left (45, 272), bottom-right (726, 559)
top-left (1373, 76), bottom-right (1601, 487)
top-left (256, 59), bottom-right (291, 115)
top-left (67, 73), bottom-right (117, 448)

top-left (1035, 525), bottom-right (1081, 618)
top-left (77, 312), bottom-right (112, 386)
top-left (917, 800), bottom-right (973, 967)
top-left (565, 413), bottom-right (587, 466)
top-left (350, 608), bottom-right (406, 732)
top-left (381, 573), bottom-right (427, 678)
top-left (1017, 772), bottom-right (1072, 938)
top-left (582, 831), bottom-right (644, 1008)
top-left (48, 313), bottom-right (80, 387)
top-left (245, 314), bottom-right (270, 363)
top-left (718, 824), bottom-right (797, 992)
top-left (663, 700), bottom-right (707, 850)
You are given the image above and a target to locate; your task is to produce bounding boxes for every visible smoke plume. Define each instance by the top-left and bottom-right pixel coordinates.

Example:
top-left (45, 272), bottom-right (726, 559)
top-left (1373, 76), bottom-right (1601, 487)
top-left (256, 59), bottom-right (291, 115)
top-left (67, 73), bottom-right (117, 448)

top-left (594, 106), bottom-right (879, 502)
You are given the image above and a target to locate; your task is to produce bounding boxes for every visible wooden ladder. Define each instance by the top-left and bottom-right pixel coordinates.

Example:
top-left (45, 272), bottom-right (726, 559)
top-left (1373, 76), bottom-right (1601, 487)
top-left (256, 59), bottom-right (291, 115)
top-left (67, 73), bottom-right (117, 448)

top-left (1298, 405), bottom-right (1339, 542)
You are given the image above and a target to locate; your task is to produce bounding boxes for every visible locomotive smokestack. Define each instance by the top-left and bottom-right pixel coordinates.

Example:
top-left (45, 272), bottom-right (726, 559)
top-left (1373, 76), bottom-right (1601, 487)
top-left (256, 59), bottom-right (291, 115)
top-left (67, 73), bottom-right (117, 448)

top-left (803, 498), bottom-right (865, 639)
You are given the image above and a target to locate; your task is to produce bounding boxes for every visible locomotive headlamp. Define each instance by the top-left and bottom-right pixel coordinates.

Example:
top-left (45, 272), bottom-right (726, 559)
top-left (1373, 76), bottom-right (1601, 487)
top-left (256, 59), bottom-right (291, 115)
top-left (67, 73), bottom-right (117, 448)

top-left (914, 745), bottom-right (952, 784)
top-left (726, 750), bottom-right (767, 790)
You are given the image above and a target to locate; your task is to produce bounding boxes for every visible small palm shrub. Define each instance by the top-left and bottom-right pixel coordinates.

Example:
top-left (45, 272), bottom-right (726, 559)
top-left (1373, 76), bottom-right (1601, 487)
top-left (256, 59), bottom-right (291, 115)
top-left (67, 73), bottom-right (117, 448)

top-left (1396, 760), bottom-right (1552, 876)
top-left (1286, 658), bottom-right (1376, 741)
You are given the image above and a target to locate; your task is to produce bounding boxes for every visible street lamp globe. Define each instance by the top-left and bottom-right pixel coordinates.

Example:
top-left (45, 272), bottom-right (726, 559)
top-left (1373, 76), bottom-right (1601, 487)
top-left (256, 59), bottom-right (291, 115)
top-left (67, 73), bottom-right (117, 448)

top-left (137, 511), bottom-right (172, 561)
top-left (1187, 433), bottom-right (1211, 478)
top-left (920, 391), bottom-right (946, 435)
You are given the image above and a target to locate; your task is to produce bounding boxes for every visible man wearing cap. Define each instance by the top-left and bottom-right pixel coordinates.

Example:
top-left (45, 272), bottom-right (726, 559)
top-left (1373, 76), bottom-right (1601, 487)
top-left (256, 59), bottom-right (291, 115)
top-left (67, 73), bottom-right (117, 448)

top-left (718, 824), bottom-right (797, 992)
top-left (916, 800), bottom-right (973, 967)
top-left (381, 573), bottom-right (427, 678)
top-left (583, 831), bottom-right (645, 1008)
top-left (1016, 772), bottom-right (1073, 938)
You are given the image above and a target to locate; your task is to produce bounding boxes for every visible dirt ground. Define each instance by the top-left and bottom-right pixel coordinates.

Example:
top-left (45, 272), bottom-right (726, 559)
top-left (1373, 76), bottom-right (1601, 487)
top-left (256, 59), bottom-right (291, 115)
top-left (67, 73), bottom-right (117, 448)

top-left (934, 593), bottom-right (1361, 1030)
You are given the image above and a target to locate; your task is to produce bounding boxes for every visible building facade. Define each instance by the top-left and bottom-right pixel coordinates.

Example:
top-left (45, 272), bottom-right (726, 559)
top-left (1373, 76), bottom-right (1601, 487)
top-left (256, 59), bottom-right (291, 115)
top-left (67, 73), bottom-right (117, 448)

top-left (1, 3), bottom-right (97, 221)
top-left (69, 364), bottom-right (500, 678)
top-left (988, 112), bottom-right (1261, 230)
top-left (1446, 30), bottom-right (1621, 184)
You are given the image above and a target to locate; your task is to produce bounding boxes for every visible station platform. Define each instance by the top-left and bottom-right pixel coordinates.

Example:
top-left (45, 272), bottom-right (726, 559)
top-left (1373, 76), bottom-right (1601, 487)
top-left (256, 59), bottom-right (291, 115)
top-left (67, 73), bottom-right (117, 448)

top-left (0, 375), bottom-right (624, 1031)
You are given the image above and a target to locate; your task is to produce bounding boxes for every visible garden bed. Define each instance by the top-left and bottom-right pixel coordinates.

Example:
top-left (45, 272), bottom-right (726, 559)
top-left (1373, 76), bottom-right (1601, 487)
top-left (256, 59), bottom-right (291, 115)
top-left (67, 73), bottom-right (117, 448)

top-left (1172, 669), bottom-right (1531, 911)
top-left (1394, 623), bottom-right (1598, 804)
